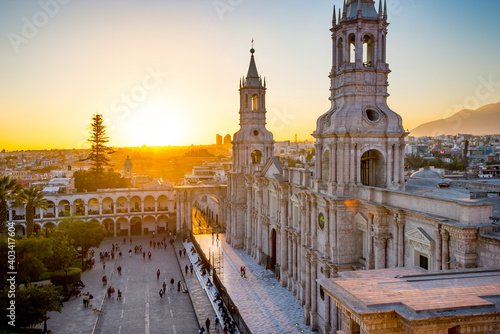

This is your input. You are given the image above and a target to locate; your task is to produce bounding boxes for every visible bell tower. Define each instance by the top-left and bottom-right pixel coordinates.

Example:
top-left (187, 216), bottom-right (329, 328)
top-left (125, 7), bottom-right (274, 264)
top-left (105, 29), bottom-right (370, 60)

top-left (313, 0), bottom-right (407, 196)
top-left (232, 47), bottom-right (274, 174)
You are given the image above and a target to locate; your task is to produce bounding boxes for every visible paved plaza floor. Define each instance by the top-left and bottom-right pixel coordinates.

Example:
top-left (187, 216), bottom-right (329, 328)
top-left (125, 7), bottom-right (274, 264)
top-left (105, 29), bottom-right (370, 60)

top-left (195, 234), bottom-right (317, 334)
top-left (41, 236), bottom-right (200, 334)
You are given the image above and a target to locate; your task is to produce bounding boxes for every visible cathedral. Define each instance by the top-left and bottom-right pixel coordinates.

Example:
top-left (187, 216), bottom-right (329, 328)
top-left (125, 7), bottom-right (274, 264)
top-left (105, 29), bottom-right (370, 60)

top-left (225, 0), bottom-right (499, 333)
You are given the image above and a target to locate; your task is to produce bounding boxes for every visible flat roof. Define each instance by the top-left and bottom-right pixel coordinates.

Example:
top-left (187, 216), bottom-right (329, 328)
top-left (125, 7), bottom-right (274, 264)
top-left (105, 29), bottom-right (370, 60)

top-left (318, 267), bottom-right (500, 320)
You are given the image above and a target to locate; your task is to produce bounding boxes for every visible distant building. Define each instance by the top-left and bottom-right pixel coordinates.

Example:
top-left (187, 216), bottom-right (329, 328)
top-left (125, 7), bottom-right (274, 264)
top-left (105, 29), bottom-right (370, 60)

top-left (223, 134), bottom-right (231, 145)
top-left (216, 134), bottom-right (223, 146)
top-left (123, 155), bottom-right (133, 178)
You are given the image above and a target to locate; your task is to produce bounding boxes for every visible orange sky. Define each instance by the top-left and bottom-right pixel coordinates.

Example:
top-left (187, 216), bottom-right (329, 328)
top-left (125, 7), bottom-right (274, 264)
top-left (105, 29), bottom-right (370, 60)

top-left (1, 0), bottom-right (499, 150)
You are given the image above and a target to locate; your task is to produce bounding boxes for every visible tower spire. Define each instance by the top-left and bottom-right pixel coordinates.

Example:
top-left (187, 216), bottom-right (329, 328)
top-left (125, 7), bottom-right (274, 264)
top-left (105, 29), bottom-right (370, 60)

top-left (378, 0), bottom-right (383, 17)
top-left (332, 4), bottom-right (336, 26)
top-left (342, 0), bottom-right (347, 18)
top-left (357, 0), bottom-right (362, 17)
top-left (383, 0), bottom-right (387, 18)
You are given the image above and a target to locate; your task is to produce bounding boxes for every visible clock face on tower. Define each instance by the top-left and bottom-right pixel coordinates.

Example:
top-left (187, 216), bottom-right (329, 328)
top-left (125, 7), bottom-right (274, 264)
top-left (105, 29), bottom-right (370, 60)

top-left (318, 213), bottom-right (325, 230)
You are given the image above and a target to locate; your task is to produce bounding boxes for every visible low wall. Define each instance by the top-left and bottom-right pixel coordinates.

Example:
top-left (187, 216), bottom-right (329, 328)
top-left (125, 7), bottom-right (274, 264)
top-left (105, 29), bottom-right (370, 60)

top-left (450, 180), bottom-right (500, 193)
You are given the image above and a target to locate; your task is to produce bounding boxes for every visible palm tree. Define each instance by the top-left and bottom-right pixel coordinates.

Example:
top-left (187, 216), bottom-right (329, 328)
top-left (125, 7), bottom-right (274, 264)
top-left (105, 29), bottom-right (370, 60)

top-left (12, 186), bottom-right (48, 237)
top-left (0, 176), bottom-right (22, 233)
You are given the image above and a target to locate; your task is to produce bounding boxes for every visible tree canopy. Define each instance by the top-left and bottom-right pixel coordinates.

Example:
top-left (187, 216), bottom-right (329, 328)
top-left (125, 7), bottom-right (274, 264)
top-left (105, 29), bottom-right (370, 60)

top-left (86, 113), bottom-right (116, 181)
top-left (0, 176), bottom-right (21, 233)
top-left (11, 186), bottom-right (48, 237)
top-left (73, 169), bottom-right (129, 192)
top-left (59, 219), bottom-right (107, 269)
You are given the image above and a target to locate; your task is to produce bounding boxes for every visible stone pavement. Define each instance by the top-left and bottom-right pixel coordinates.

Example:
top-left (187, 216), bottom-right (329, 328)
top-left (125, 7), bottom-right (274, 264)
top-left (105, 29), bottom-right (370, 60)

top-left (40, 236), bottom-right (200, 334)
top-left (172, 240), bottom-right (217, 331)
top-left (195, 234), bottom-right (317, 334)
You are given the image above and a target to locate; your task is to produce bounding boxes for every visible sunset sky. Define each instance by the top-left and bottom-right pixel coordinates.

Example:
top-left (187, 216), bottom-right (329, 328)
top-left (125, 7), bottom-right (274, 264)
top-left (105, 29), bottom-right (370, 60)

top-left (1, 0), bottom-right (500, 150)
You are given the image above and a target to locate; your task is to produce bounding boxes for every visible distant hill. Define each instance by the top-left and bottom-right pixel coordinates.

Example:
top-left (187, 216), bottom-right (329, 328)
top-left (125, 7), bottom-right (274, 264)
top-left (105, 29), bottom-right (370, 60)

top-left (410, 102), bottom-right (500, 137)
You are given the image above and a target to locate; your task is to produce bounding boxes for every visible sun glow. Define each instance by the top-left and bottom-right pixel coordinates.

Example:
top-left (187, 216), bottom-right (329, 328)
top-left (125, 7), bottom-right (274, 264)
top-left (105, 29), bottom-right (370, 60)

top-left (125, 103), bottom-right (188, 146)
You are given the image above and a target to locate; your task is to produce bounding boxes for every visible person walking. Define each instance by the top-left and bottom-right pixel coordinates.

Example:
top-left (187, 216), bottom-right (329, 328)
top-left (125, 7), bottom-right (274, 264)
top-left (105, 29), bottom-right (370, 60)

top-left (89, 293), bottom-right (93, 307)
top-left (159, 289), bottom-right (163, 299)
top-left (214, 316), bottom-right (220, 331)
top-left (185, 264), bottom-right (188, 274)
top-left (117, 266), bottom-right (122, 275)
top-left (170, 277), bottom-right (174, 289)
top-left (177, 280), bottom-right (181, 292)
top-left (157, 269), bottom-right (160, 279)
top-left (205, 318), bottom-right (211, 333)
top-left (102, 260), bottom-right (106, 270)
top-left (148, 251), bottom-right (152, 260)
top-left (179, 249), bottom-right (182, 258)
top-left (190, 264), bottom-right (194, 274)
top-left (162, 281), bottom-right (167, 293)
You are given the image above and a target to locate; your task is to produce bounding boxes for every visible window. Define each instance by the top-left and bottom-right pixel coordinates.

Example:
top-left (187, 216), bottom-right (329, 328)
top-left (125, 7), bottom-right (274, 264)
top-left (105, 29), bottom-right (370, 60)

top-left (245, 94), bottom-right (248, 108)
top-left (337, 38), bottom-right (344, 66)
top-left (252, 94), bottom-right (258, 110)
top-left (419, 254), bottom-right (429, 270)
top-left (349, 34), bottom-right (356, 63)
top-left (362, 34), bottom-right (374, 67)
top-left (318, 212), bottom-right (325, 230)
top-left (251, 150), bottom-right (262, 164)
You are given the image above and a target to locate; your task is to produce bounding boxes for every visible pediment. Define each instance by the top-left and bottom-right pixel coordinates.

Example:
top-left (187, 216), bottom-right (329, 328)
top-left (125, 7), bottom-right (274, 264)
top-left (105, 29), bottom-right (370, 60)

top-left (405, 228), bottom-right (434, 246)
top-left (355, 212), bottom-right (368, 229)
top-left (262, 156), bottom-right (284, 181)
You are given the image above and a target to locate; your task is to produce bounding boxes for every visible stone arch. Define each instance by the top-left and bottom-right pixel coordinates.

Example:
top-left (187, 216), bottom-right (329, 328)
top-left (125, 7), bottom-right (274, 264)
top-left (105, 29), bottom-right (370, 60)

top-left (88, 198), bottom-right (99, 215)
top-left (16, 224), bottom-right (25, 237)
top-left (130, 196), bottom-right (141, 212)
top-left (116, 217), bottom-right (129, 237)
top-left (43, 222), bottom-right (57, 231)
top-left (102, 218), bottom-right (115, 237)
top-left (102, 197), bottom-right (114, 214)
top-left (157, 195), bottom-right (168, 211)
top-left (157, 214), bottom-right (169, 234)
top-left (360, 149), bottom-right (386, 187)
top-left (251, 150), bottom-right (262, 164)
top-left (73, 199), bottom-right (85, 216)
top-left (34, 223), bottom-right (42, 234)
top-left (337, 37), bottom-right (344, 66)
top-left (144, 195), bottom-right (155, 212)
top-left (116, 196), bottom-right (128, 213)
top-left (270, 228), bottom-right (277, 270)
top-left (362, 33), bottom-right (375, 67)
top-left (130, 216), bottom-right (142, 236)
top-left (348, 33), bottom-right (356, 63)
top-left (45, 201), bottom-right (56, 218)
top-left (58, 199), bottom-right (70, 217)
top-left (143, 216), bottom-right (156, 235)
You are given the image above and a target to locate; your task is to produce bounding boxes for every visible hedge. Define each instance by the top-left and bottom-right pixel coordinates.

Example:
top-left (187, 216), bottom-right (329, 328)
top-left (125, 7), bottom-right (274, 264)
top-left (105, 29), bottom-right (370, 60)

top-left (50, 267), bottom-right (82, 286)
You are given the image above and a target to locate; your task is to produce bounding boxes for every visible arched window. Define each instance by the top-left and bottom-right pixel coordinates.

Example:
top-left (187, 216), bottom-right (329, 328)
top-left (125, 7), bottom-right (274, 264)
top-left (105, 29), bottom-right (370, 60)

top-left (252, 94), bottom-right (258, 110)
top-left (348, 34), bottom-right (356, 63)
top-left (337, 37), bottom-right (344, 67)
top-left (363, 34), bottom-right (374, 67)
top-left (361, 150), bottom-right (385, 187)
top-left (251, 150), bottom-right (262, 164)
top-left (245, 94), bottom-right (248, 108)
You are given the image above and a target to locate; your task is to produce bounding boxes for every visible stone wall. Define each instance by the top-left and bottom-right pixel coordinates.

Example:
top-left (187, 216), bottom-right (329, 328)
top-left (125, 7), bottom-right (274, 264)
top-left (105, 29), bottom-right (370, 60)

top-left (477, 234), bottom-right (500, 267)
top-left (450, 180), bottom-right (500, 193)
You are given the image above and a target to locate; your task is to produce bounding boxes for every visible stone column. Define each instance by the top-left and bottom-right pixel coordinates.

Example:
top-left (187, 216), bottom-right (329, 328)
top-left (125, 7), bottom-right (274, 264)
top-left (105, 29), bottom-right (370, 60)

top-left (113, 202), bottom-right (117, 214)
top-left (304, 253), bottom-right (311, 325)
top-left (310, 198), bottom-right (317, 250)
top-left (367, 214), bottom-right (374, 269)
top-left (374, 234), bottom-right (388, 269)
top-left (257, 190), bottom-right (263, 259)
top-left (99, 203), bottom-right (102, 215)
top-left (287, 234), bottom-right (293, 288)
top-left (330, 266), bottom-right (339, 332)
top-left (394, 143), bottom-right (400, 185)
top-left (293, 236), bottom-right (298, 294)
top-left (337, 138), bottom-right (344, 186)
top-left (324, 267), bottom-right (332, 334)
top-left (324, 203), bottom-right (330, 260)
top-left (386, 143), bottom-right (393, 186)
top-left (436, 226), bottom-right (442, 270)
top-left (349, 142), bottom-right (356, 184)
top-left (310, 257), bottom-right (318, 330)
top-left (397, 218), bottom-right (405, 267)
top-left (246, 186), bottom-right (252, 252)
top-left (441, 228), bottom-right (450, 270)
top-left (280, 198), bottom-right (288, 286)
top-left (330, 202), bottom-right (337, 263)
top-left (330, 142), bottom-right (337, 184)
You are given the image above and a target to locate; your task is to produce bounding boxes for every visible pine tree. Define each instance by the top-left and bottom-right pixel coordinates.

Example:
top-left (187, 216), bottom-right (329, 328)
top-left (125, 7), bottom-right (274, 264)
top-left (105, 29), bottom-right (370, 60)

top-left (87, 113), bottom-right (115, 182)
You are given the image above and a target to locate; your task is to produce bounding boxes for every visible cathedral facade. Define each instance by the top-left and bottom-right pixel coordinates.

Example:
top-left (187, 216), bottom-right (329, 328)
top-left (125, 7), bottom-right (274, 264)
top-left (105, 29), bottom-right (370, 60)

top-left (226, 1), bottom-right (498, 333)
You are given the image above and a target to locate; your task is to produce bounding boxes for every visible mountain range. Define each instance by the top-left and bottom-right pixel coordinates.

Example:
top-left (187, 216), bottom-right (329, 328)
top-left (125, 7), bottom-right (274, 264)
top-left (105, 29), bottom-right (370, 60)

top-left (410, 102), bottom-right (500, 137)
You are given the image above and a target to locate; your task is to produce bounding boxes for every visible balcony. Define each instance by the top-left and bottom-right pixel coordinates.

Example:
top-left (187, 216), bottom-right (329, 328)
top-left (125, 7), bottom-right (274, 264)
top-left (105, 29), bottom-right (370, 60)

top-left (88, 209), bottom-right (99, 215)
top-left (102, 209), bottom-right (113, 214)
top-left (158, 207), bottom-right (168, 212)
top-left (59, 212), bottom-right (70, 217)
top-left (44, 213), bottom-right (55, 218)
top-left (144, 207), bottom-right (155, 212)
top-left (14, 215), bottom-right (25, 220)
top-left (116, 209), bottom-right (128, 214)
